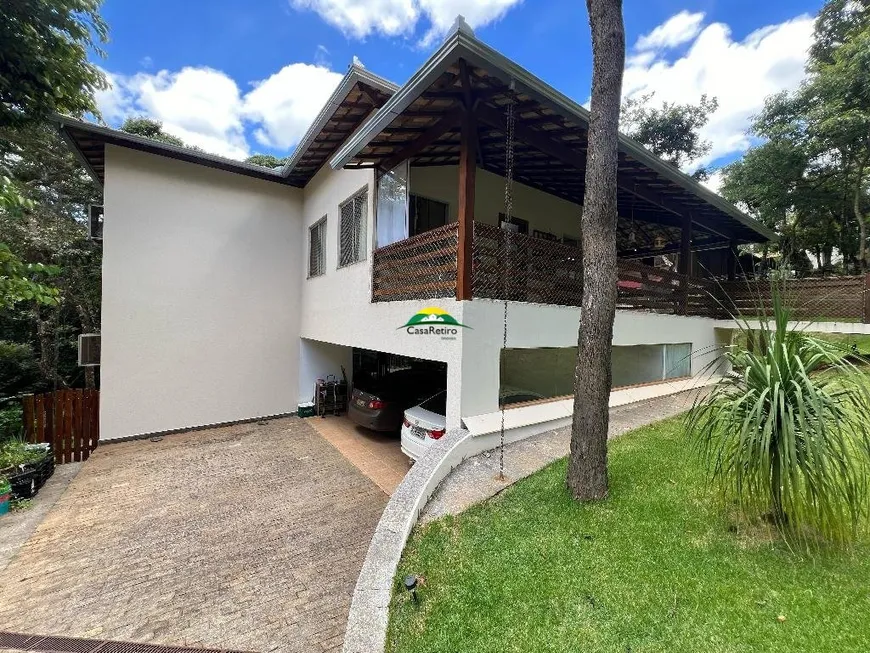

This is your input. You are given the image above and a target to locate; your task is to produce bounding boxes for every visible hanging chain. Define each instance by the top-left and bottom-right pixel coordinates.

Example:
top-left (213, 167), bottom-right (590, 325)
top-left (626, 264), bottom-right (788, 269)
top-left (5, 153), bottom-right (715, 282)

top-left (498, 80), bottom-right (517, 482)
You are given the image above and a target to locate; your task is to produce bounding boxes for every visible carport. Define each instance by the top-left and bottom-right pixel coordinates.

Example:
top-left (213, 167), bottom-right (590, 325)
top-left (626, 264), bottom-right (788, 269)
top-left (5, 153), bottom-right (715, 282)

top-left (300, 341), bottom-right (447, 494)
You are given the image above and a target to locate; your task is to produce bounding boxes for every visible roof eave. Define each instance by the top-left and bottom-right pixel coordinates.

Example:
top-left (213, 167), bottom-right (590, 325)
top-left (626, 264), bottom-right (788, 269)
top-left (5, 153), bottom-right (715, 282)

top-left (53, 115), bottom-right (291, 184)
top-left (279, 64), bottom-right (399, 177)
top-left (329, 31), bottom-right (776, 243)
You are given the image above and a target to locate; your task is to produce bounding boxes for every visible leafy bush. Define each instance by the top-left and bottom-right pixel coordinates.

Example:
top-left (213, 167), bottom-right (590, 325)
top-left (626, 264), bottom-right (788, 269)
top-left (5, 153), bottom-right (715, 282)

top-left (0, 404), bottom-right (23, 441)
top-left (0, 438), bottom-right (44, 470)
top-left (0, 340), bottom-right (41, 397)
top-left (687, 294), bottom-right (870, 546)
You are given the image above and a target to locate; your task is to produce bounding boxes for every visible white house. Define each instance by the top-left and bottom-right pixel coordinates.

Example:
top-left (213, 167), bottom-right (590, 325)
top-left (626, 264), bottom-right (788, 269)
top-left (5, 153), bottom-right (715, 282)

top-left (57, 21), bottom-right (777, 445)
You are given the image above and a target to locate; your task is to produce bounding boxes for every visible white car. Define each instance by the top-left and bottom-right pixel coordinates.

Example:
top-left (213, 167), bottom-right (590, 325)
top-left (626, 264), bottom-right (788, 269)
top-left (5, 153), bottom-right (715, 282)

top-left (400, 387), bottom-right (544, 461)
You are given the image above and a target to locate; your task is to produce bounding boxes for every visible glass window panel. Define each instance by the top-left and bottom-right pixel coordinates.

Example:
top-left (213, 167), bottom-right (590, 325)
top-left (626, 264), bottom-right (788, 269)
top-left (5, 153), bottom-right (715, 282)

top-left (375, 162), bottom-right (409, 248)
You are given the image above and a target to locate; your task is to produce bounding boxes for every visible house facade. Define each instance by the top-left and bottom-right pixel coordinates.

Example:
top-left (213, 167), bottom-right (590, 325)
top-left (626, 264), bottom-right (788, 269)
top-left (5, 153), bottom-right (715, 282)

top-left (58, 21), bottom-right (775, 443)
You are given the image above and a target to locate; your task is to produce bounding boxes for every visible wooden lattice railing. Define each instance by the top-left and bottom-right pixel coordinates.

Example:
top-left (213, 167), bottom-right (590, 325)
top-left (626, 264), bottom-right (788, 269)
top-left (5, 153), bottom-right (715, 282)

top-left (372, 222), bottom-right (459, 302)
top-left (372, 221), bottom-right (870, 322)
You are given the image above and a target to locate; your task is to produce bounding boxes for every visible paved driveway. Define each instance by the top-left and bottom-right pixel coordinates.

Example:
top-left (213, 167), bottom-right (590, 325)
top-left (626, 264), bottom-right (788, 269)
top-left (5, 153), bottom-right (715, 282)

top-left (0, 417), bottom-right (387, 653)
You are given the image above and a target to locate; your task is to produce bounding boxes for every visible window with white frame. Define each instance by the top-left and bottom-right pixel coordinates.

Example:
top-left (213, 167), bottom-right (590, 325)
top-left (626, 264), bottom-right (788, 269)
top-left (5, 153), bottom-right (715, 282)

top-left (339, 189), bottom-right (368, 267)
top-left (308, 218), bottom-right (326, 278)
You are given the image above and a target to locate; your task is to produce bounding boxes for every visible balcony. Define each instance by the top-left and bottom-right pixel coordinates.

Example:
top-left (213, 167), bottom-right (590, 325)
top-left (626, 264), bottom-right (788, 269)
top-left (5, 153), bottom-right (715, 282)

top-left (372, 221), bottom-right (870, 322)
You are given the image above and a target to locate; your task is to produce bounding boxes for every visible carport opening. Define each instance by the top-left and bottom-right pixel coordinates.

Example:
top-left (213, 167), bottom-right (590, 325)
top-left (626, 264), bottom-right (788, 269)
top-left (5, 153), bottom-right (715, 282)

top-left (350, 348), bottom-right (447, 432)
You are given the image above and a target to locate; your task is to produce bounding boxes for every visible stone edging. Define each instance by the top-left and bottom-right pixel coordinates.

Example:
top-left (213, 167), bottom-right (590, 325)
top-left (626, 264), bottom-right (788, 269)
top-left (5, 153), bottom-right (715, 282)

top-left (342, 426), bottom-right (472, 653)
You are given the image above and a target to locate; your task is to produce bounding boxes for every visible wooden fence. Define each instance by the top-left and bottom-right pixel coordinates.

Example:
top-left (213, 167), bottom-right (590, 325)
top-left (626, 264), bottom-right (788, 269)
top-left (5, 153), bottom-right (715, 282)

top-left (22, 389), bottom-right (100, 464)
top-left (717, 275), bottom-right (870, 322)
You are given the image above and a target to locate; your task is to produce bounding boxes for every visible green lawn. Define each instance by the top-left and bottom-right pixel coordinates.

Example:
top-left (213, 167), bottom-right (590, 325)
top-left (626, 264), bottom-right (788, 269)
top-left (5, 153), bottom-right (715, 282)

top-left (387, 417), bottom-right (870, 653)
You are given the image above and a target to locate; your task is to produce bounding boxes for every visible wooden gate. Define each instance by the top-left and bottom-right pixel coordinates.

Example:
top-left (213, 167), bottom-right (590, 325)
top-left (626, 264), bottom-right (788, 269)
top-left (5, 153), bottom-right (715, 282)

top-left (21, 389), bottom-right (100, 464)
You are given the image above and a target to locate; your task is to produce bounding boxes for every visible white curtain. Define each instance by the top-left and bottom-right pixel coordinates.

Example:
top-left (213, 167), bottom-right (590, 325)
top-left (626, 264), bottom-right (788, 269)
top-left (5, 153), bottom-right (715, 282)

top-left (375, 162), bottom-right (409, 248)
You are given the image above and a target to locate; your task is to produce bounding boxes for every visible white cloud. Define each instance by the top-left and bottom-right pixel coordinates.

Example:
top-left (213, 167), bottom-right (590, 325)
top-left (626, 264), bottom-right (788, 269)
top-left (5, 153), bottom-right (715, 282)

top-left (635, 11), bottom-right (705, 51)
top-left (243, 64), bottom-right (343, 149)
top-left (290, 0), bottom-right (419, 39)
top-left (314, 44), bottom-right (331, 67)
top-left (288, 0), bottom-right (522, 45)
top-left (129, 67), bottom-right (247, 158)
top-left (352, 54), bottom-right (365, 67)
top-left (624, 13), bottom-right (814, 171)
top-left (702, 169), bottom-right (724, 195)
top-left (94, 62), bottom-right (343, 159)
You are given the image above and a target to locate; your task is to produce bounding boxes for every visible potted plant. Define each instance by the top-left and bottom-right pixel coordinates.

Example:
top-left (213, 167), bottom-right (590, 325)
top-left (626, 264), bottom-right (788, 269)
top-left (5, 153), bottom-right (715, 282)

top-left (0, 476), bottom-right (10, 516)
top-left (0, 439), bottom-right (53, 500)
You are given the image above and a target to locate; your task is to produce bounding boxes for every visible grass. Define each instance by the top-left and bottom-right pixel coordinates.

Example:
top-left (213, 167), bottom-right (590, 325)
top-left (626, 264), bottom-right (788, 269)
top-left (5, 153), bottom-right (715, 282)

top-left (733, 330), bottom-right (870, 356)
top-left (387, 417), bottom-right (870, 653)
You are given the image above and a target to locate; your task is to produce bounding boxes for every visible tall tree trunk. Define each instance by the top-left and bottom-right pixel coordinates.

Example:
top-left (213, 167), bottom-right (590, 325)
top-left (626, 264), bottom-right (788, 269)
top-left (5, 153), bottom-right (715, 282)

top-left (854, 154), bottom-right (869, 273)
top-left (35, 308), bottom-right (65, 389)
top-left (567, 0), bottom-right (625, 501)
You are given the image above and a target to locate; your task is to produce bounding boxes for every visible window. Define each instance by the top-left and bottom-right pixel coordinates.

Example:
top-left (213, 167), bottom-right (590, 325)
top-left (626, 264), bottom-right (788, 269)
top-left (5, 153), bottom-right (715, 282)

top-left (339, 189), bottom-right (368, 267)
top-left (409, 194), bottom-right (448, 237)
top-left (500, 343), bottom-right (694, 402)
top-left (308, 218), bottom-right (326, 278)
top-left (376, 163), bottom-right (409, 248)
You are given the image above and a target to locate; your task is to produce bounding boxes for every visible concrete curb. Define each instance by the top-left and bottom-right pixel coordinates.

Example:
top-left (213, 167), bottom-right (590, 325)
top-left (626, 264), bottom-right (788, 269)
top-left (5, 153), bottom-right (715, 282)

top-left (342, 426), bottom-right (472, 653)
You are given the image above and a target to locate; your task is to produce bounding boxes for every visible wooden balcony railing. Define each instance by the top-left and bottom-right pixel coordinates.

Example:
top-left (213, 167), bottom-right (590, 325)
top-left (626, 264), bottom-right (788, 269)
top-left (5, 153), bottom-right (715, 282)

top-left (472, 222), bottom-right (724, 316)
top-left (372, 221), bottom-right (870, 322)
top-left (372, 222), bottom-right (459, 302)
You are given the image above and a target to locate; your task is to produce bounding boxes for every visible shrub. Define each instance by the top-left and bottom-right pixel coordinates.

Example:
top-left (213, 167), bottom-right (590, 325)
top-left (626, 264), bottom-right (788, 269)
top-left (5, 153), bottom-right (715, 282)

top-left (687, 293), bottom-right (870, 546)
top-left (0, 340), bottom-right (40, 397)
top-left (0, 404), bottom-right (22, 441)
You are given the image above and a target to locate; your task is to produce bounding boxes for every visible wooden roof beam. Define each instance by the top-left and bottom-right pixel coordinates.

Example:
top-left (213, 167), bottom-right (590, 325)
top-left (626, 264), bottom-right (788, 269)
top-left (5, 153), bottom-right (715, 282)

top-left (378, 105), bottom-right (466, 172)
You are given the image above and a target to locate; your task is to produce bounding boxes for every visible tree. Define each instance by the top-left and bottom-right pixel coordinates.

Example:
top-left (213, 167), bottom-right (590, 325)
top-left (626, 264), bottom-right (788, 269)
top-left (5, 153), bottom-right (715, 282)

top-left (120, 117), bottom-right (185, 147)
top-left (0, 243), bottom-right (60, 309)
top-left (0, 124), bottom-right (101, 389)
top-left (621, 93), bottom-right (719, 179)
top-left (720, 0), bottom-right (870, 273)
top-left (567, 0), bottom-right (625, 501)
top-left (805, 14), bottom-right (870, 269)
top-left (0, 0), bottom-right (108, 127)
top-left (245, 154), bottom-right (289, 169)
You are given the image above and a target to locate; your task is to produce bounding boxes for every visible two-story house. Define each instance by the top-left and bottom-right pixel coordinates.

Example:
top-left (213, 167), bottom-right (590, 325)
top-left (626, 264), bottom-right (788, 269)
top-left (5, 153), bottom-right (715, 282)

top-left (57, 19), bottom-right (775, 445)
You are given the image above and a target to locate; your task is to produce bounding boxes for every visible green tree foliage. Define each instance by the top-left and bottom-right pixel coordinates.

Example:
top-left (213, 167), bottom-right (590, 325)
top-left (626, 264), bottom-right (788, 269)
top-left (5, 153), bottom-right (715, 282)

top-left (722, 0), bottom-right (870, 273)
top-left (621, 93), bottom-right (719, 180)
top-left (0, 123), bottom-right (102, 390)
top-left (245, 154), bottom-right (289, 169)
top-left (0, 0), bottom-right (108, 396)
top-left (0, 243), bottom-right (60, 309)
top-left (687, 293), bottom-right (870, 546)
top-left (0, 0), bottom-right (108, 127)
top-left (119, 116), bottom-right (185, 147)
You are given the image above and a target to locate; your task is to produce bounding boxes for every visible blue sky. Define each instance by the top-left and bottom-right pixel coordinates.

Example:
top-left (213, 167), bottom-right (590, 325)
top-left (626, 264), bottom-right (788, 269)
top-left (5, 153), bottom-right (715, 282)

top-left (94, 0), bottom-right (825, 186)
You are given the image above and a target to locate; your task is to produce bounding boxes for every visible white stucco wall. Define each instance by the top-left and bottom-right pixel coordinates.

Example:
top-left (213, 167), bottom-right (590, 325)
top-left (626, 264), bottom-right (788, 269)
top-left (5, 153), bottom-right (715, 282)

top-left (298, 338), bottom-right (353, 405)
top-left (101, 146), bottom-right (304, 439)
top-left (459, 299), bottom-right (726, 418)
top-left (410, 165), bottom-right (582, 239)
top-left (297, 165), bottom-right (466, 427)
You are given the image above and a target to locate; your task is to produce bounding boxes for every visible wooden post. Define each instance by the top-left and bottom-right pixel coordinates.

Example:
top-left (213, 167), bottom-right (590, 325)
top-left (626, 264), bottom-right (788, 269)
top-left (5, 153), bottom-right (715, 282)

top-left (456, 109), bottom-right (477, 301)
top-left (863, 272), bottom-right (870, 324)
top-left (678, 214), bottom-right (692, 314)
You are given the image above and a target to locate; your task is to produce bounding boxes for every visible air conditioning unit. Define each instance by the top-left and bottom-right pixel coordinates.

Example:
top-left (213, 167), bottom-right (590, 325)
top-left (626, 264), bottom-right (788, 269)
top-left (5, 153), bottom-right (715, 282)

top-left (88, 204), bottom-right (104, 241)
top-left (78, 334), bottom-right (101, 367)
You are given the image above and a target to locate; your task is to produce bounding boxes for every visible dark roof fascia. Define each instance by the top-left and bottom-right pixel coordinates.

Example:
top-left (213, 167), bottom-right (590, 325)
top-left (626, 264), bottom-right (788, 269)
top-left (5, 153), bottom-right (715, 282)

top-left (330, 30), bottom-right (776, 242)
top-left (56, 121), bottom-right (103, 188)
top-left (53, 115), bottom-right (290, 188)
top-left (54, 65), bottom-right (399, 190)
top-left (279, 64), bottom-right (399, 177)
